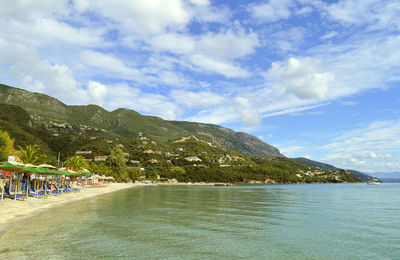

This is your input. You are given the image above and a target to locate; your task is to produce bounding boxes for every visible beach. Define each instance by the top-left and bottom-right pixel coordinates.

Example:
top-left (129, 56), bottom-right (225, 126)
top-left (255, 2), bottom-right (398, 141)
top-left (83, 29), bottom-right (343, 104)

top-left (0, 183), bottom-right (141, 227)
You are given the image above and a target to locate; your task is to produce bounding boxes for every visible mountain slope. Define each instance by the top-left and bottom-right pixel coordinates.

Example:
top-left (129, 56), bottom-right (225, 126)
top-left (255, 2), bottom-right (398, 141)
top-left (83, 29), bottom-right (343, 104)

top-left (0, 84), bottom-right (283, 158)
top-left (294, 157), bottom-right (377, 182)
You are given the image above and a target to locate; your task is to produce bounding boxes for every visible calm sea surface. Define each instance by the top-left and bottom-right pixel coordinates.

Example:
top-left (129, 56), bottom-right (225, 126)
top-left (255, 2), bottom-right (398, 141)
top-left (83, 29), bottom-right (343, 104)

top-left (1, 183), bottom-right (399, 259)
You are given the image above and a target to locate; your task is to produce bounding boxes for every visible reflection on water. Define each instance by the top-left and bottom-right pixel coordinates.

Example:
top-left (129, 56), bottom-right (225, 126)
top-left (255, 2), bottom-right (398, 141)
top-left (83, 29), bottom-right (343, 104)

top-left (1, 184), bottom-right (400, 259)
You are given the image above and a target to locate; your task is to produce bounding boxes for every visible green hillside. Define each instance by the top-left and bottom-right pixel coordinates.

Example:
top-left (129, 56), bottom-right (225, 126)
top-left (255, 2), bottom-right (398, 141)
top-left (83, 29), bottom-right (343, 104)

top-left (0, 84), bottom-right (363, 184)
top-left (294, 157), bottom-right (377, 182)
top-left (0, 84), bottom-right (282, 158)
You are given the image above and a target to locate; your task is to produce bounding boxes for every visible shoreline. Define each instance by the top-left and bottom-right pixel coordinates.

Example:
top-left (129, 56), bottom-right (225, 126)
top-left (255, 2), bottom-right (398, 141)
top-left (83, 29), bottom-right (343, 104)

top-left (0, 182), bottom-right (219, 231)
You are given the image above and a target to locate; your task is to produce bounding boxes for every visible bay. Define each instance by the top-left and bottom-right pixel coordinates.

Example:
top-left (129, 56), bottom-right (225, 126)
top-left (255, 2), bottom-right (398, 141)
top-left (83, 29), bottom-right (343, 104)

top-left (1, 183), bottom-right (399, 259)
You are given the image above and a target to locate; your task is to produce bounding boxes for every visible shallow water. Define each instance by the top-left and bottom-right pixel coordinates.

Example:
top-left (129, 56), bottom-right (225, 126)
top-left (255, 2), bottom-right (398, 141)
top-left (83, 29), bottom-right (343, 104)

top-left (1, 183), bottom-right (399, 259)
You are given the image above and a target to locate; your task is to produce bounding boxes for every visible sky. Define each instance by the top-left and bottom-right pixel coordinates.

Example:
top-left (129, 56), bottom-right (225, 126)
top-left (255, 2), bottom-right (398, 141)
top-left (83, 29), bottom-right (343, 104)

top-left (0, 0), bottom-right (399, 174)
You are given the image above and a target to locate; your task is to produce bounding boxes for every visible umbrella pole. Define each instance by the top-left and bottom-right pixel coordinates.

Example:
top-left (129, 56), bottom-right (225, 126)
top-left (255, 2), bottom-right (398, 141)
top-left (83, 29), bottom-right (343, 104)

top-left (1, 174), bottom-right (4, 201)
top-left (45, 174), bottom-right (48, 194)
top-left (26, 173), bottom-right (30, 199)
top-left (14, 173), bottom-right (18, 200)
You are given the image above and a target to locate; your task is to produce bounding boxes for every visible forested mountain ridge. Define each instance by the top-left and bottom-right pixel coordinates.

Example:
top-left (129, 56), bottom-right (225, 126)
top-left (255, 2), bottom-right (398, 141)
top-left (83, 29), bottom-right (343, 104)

top-left (0, 84), bottom-right (282, 158)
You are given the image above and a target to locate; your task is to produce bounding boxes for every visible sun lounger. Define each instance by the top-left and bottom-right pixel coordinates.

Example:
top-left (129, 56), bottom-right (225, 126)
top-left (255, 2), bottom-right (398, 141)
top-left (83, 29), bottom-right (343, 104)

top-left (63, 185), bottom-right (73, 192)
top-left (30, 186), bottom-right (48, 197)
top-left (67, 185), bottom-right (79, 192)
top-left (4, 186), bottom-right (26, 200)
top-left (43, 185), bottom-right (61, 195)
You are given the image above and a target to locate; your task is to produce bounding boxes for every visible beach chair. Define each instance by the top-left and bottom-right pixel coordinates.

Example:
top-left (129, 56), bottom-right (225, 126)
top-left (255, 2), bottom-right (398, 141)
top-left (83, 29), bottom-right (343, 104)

top-left (44, 185), bottom-right (61, 195)
top-left (63, 185), bottom-right (73, 192)
top-left (4, 186), bottom-right (26, 200)
top-left (53, 184), bottom-right (63, 193)
top-left (30, 186), bottom-right (48, 197)
top-left (67, 185), bottom-right (79, 192)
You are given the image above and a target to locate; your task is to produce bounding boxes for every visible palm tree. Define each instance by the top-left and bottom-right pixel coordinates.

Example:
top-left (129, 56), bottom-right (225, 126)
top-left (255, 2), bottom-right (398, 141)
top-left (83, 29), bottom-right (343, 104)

top-left (65, 156), bottom-right (88, 170)
top-left (15, 144), bottom-right (47, 164)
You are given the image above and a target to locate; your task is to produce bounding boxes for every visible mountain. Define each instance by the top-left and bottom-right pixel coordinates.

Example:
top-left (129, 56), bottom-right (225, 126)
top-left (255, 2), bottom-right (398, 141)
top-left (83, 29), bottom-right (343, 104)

top-left (0, 85), bottom-right (363, 184)
top-left (0, 84), bottom-right (283, 158)
top-left (294, 157), bottom-right (377, 182)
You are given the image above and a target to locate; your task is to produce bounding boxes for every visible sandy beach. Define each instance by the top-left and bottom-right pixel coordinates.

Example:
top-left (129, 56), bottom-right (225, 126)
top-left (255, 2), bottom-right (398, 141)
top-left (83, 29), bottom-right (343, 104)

top-left (0, 183), bottom-right (142, 227)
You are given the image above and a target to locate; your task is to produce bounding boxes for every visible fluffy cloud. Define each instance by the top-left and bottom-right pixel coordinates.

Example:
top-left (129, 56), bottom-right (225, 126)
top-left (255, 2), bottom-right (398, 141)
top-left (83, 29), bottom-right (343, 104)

top-left (267, 57), bottom-right (334, 99)
top-left (80, 50), bottom-right (142, 81)
top-left (248, 0), bottom-right (293, 22)
top-left (325, 0), bottom-right (400, 30)
top-left (88, 81), bottom-right (107, 106)
top-left (0, 40), bottom-right (84, 104)
top-left (99, 83), bottom-right (183, 120)
top-left (90, 0), bottom-right (191, 34)
top-left (170, 90), bottom-right (226, 108)
top-left (234, 97), bottom-right (261, 126)
top-left (149, 28), bottom-right (259, 78)
top-left (322, 119), bottom-right (400, 172)
top-left (278, 145), bottom-right (303, 156)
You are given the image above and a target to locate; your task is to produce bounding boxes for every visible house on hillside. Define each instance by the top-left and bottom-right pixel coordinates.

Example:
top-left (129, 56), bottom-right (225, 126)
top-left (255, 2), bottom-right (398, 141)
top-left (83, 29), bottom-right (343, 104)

top-left (76, 150), bottom-right (92, 155)
top-left (143, 149), bottom-right (153, 154)
top-left (176, 147), bottom-right (184, 152)
top-left (123, 152), bottom-right (129, 157)
top-left (154, 150), bottom-right (162, 155)
top-left (105, 140), bottom-right (113, 143)
top-left (185, 156), bottom-right (202, 162)
top-left (116, 144), bottom-right (124, 148)
top-left (94, 156), bottom-right (108, 161)
top-left (148, 159), bottom-right (158, 163)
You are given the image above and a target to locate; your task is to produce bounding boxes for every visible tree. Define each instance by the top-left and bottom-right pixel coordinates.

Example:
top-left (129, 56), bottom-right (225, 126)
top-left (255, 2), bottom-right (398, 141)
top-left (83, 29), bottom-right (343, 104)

top-left (0, 130), bottom-right (14, 161)
top-left (89, 162), bottom-right (111, 176)
top-left (107, 148), bottom-right (128, 182)
top-left (127, 166), bottom-right (140, 181)
top-left (15, 144), bottom-right (47, 164)
top-left (65, 156), bottom-right (89, 170)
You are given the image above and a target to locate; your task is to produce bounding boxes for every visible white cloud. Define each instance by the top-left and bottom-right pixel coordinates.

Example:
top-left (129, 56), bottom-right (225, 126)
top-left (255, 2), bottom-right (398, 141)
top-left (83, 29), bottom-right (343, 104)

top-left (100, 83), bottom-right (183, 120)
top-left (90, 0), bottom-right (191, 34)
top-left (190, 54), bottom-right (249, 78)
top-left (148, 28), bottom-right (259, 78)
top-left (0, 40), bottom-right (85, 104)
top-left (325, 0), bottom-right (400, 30)
top-left (279, 145), bottom-right (303, 156)
top-left (322, 119), bottom-right (400, 172)
top-left (248, 0), bottom-right (293, 22)
top-left (186, 106), bottom-right (238, 124)
top-left (234, 97), bottom-right (261, 126)
top-left (0, 0), bottom-right (69, 21)
top-left (190, 0), bottom-right (210, 6)
top-left (88, 81), bottom-right (107, 106)
top-left (80, 50), bottom-right (143, 81)
top-left (170, 90), bottom-right (226, 108)
top-left (267, 57), bottom-right (334, 99)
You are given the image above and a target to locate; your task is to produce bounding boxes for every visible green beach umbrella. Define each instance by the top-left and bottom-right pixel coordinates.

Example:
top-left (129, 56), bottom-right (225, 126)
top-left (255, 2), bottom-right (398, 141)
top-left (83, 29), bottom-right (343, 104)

top-left (0, 161), bottom-right (24, 200)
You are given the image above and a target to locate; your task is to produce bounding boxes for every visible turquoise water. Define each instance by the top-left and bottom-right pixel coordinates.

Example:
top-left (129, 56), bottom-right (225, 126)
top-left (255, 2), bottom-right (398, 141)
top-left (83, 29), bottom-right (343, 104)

top-left (1, 184), bottom-right (399, 259)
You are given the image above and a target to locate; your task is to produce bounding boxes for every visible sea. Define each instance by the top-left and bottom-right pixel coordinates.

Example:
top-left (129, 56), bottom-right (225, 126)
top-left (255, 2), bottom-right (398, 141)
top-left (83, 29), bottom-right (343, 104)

top-left (0, 183), bottom-right (399, 259)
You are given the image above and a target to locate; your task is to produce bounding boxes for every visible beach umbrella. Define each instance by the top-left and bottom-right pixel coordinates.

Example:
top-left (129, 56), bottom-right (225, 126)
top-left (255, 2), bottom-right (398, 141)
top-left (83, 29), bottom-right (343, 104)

top-left (0, 161), bottom-right (24, 200)
top-left (22, 166), bottom-right (41, 198)
top-left (35, 167), bottom-right (53, 194)
top-left (38, 164), bottom-right (57, 169)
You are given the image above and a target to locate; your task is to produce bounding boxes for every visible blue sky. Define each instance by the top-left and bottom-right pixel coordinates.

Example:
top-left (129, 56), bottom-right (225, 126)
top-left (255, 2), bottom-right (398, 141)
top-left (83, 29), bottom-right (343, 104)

top-left (0, 0), bottom-right (399, 173)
